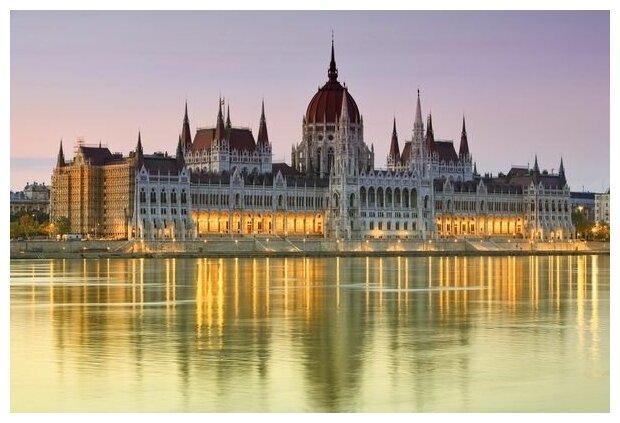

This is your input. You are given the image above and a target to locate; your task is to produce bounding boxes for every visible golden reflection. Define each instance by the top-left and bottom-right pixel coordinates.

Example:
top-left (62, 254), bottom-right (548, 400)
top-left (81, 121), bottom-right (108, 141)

top-left (265, 258), bottom-right (270, 314)
top-left (217, 259), bottom-right (224, 335)
top-left (284, 258), bottom-right (289, 313)
top-left (252, 258), bottom-right (257, 317)
top-left (404, 257), bottom-right (409, 309)
top-left (576, 256), bottom-right (585, 351)
top-left (378, 258), bottom-right (383, 309)
top-left (397, 256), bottom-right (401, 311)
top-left (336, 257), bottom-right (340, 309)
top-left (365, 256), bottom-right (369, 310)
top-left (590, 256), bottom-right (599, 360)
top-left (234, 258), bottom-right (239, 317)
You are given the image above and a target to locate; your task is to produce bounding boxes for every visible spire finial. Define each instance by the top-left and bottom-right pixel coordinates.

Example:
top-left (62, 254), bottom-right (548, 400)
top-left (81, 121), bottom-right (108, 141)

top-left (226, 103), bottom-right (231, 129)
top-left (328, 34), bottom-right (338, 81)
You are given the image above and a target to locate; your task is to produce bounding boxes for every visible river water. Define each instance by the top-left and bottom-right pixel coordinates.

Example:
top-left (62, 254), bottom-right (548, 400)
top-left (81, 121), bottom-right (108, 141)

top-left (10, 255), bottom-right (609, 412)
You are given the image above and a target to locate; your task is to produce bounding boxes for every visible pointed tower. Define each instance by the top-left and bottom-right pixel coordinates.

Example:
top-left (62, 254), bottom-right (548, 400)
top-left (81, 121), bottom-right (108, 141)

top-left (473, 161), bottom-right (478, 176)
top-left (135, 131), bottom-right (144, 168)
top-left (413, 89), bottom-right (424, 140)
top-left (176, 137), bottom-right (185, 167)
top-left (56, 140), bottom-right (65, 167)
top-left (214, 97), bottom-right (226, 143)
top-left (411, 89), bottom-right (426, 170)
top-left (226, 104), bottom-right (231, 130)
top-left (459, 116), bottom-right (470, 158)
top-left (180, 101), bottom-right (192, 152)
top-left (257, 100), bottom-right (269, 147)
top-left (425, 113), bottom-right (435, 151)
top-left (388, 117), bottom-right (400, 166)
top-left (558, 156), bottom-right (566, 185)
top-left (533, 154), bottom-right (540, 174)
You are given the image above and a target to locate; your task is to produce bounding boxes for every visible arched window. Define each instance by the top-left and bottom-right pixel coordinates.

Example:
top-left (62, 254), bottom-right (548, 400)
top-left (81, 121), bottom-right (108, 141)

top-left (360, 187), bottom-right (367, 207)
top-left (385, 188), bottom-right (392, 208)
top-left (402, 189), bottom-right (409, 208)
top-left (140, 189), bottom-right (146, 203)
top-left (150, 189), bottom-right (156, 203)
top-left (161, 190), bottom-right (167, 204)
top-left (394, 188), bottom-right (401, 208)
top-left (411, 189), bottom-right (418, 209)
top-left (181, 190), bottom-right (187, 204)
top-left (424, 195), bottom-right (429, 210)
top-left (368, 187), bottom-right (376, 207)
top-left (171, 190), bottom-right (177, 204)
top-left (377, 187), bottom-right (384, 207)
top-left (349, 193), bottom-right (355, 208)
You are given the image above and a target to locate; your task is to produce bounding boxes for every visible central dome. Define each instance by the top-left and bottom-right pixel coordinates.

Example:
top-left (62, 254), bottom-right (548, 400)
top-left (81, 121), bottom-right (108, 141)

top-left (305, 40), bottom-right (361, 125)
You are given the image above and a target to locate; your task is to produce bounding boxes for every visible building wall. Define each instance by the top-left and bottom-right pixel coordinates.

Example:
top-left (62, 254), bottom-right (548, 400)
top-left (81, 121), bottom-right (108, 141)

top-left (51, 154), bottom-right (135, 239)
top-left (595, 192), bottom-right (610, 224)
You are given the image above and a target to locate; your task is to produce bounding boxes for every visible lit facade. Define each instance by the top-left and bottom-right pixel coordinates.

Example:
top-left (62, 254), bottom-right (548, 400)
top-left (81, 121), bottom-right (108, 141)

top-left (51, 39), bottom-right (574, 241)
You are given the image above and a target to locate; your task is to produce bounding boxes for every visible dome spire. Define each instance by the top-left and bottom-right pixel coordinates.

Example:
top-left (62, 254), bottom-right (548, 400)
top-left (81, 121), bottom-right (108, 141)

top-left (328, 33), bottom-right (338, 81)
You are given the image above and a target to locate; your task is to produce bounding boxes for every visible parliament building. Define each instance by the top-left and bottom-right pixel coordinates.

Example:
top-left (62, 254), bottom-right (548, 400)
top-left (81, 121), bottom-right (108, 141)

top-left (51, 40), bottom-right (573, 241)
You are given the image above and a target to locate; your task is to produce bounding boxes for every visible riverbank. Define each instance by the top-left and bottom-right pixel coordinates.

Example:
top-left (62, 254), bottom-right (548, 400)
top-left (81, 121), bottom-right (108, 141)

top-left (10, 237), bottom-right (610, 259)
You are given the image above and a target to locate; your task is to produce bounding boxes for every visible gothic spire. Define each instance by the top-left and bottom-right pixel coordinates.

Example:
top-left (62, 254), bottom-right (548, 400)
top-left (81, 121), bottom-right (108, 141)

top-left (559, 156), bottom-right (566, 184)
top-left (459, 115), bottom-right (470, 158)
top-left (425, 113), bottom-right (435, 149)
top-left (226, 103), bottom-right (231, 129)
top-left (414, 89), bottom-right (423, 131)
top-left (214, 96), bottom-right (225, 142)
top-left (176, 136), bottom-right (185, 166)
top-left (135, 131), bottom-right (144, 168)
top-left (257, 100), bottom-right (269, 147)
top-left (328, 35), bottom-right (338, 81)
top-left (180, 101), bottom-right (192, 151)
top-left (533, 154), bottom-right (540, 173)
top-left (340, 87), bottom-right (350, 124)
top-left (389, 117), bottom-right (400, 162)
top-left (56, 140), bottom-right (65, 167)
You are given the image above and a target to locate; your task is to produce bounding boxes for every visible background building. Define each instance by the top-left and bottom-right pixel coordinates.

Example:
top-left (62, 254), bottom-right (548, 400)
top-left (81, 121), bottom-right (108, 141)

top-left (10, 182), bottom-right (50, 216)
top-left (595, 190), bottom-right (610, 224)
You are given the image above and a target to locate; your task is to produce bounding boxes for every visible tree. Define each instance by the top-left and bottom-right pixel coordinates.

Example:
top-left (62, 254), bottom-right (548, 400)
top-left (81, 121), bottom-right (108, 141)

top-left (55, 216), bottom-right (70, 235)
top-left (571, 210), bottom-right (593, 239)
top-left (18, 214), bottom-right (38, 239)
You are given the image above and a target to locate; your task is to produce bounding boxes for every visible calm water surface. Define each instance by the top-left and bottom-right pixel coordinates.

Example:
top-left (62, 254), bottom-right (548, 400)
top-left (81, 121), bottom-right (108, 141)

top-left (11, 255), bottom-right (609, 412)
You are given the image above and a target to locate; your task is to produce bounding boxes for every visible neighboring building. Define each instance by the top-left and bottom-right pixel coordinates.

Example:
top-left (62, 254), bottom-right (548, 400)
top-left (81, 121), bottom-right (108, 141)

top-left (10, 182), bottom-right (50, 215)
top-left (570, 191), bottom-right (596, 221)
top-left (51, 39), bottom-right (574, 241)
top-left (50, 140), bottom-right (136, 239)
top-left (595, 190), bottom-right (610, 224)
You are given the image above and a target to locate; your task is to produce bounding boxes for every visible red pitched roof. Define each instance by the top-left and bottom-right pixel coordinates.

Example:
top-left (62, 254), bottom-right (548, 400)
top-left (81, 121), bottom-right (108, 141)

top-left (191, 127), bottom-right (257, 152)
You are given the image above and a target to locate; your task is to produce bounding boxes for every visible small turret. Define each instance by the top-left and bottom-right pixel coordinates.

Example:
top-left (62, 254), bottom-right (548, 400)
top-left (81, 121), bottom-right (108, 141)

top-left (180, 100), bottom-right (192, 152)
top-left (135, 131), bottom-right (144, 168)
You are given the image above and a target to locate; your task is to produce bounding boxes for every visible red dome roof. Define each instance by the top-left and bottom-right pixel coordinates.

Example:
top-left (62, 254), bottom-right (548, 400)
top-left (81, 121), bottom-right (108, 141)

top-left (305, 80), bottom-right (361, 124)
top-left (305, 39), bottom-right (361, 125)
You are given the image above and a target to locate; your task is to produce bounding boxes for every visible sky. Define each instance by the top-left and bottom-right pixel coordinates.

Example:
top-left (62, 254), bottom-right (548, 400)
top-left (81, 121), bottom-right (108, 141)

top-left (8, 10), bottom-right (610, 192)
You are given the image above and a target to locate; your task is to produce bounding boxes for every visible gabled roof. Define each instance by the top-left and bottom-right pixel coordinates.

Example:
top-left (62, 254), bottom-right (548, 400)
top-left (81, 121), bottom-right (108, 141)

top-left (78, 146), bottom-right (113, 165)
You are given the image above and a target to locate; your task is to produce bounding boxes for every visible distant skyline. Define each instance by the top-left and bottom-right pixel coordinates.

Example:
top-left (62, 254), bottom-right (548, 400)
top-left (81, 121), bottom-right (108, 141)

top-left (10, 10), bottom-right (610, 192)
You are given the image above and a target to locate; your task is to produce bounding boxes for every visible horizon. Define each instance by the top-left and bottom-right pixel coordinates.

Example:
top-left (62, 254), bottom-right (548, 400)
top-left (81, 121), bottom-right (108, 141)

top-left (10, 10), bottom-right (610, 193)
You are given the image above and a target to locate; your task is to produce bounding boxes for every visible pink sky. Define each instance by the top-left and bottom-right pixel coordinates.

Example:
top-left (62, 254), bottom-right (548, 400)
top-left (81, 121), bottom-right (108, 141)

top-left (10, 11), bottom-right (610, 192)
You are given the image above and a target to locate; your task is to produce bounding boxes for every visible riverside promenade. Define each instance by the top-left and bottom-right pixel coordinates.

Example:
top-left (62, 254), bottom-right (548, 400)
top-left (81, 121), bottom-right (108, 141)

top-left (10, 236), bottom-right (609, 260)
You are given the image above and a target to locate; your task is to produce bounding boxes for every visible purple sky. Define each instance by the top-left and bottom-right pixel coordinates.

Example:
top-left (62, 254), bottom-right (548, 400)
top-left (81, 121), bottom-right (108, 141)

top-left (10, 10), bottom-right (610, 192)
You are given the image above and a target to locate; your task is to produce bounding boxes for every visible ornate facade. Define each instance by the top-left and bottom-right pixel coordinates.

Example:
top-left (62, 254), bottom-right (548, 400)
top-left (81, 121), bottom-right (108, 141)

top-left (51, 39), bottom-right (573, 241)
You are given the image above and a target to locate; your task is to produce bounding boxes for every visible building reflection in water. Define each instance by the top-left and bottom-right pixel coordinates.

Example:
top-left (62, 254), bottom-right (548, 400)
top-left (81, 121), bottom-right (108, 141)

top-left (10, 253), bottom-right (609, 412)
